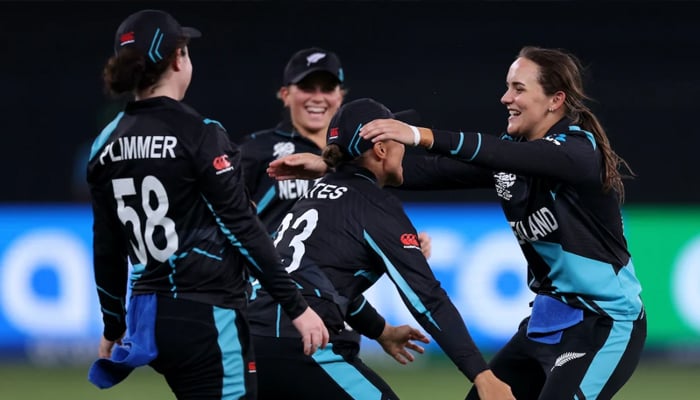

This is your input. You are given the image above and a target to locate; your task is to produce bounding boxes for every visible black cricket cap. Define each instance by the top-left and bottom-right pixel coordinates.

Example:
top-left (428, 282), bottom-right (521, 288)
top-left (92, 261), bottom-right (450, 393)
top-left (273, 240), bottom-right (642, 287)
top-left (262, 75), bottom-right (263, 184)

top-left (283, 47), bottom-right (344, 85)
top-left (327, 98), bottom-right (398, 159)
top-left (114, 10), bottom-right (201, 63)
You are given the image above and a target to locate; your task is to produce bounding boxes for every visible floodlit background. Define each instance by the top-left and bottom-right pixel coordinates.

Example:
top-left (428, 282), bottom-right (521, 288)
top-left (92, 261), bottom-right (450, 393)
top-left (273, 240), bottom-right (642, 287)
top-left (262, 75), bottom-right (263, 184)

top-left (1, 1), bottom-right (698, 399)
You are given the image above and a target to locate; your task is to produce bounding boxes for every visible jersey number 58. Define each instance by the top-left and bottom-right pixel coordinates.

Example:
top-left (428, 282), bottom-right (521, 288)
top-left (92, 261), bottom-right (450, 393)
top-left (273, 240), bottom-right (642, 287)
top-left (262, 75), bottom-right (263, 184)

top-left (112, 176), bottom-right (179, 265)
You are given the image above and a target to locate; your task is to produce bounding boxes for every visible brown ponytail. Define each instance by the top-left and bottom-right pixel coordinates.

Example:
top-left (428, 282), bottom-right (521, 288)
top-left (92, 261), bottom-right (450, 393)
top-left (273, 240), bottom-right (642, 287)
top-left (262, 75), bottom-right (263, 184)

top-left (322, 144), bottom-right (346, 169)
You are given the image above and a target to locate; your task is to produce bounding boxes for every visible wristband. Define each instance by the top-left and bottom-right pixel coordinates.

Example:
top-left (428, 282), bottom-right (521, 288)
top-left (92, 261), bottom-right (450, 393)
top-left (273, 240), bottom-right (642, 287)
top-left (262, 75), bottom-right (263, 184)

top-left (409, 125), bottom-right (420, 147)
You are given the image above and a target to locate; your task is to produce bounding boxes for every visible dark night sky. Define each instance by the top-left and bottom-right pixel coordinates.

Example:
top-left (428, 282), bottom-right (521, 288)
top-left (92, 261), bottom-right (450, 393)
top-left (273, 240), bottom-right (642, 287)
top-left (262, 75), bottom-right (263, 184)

top-left (1, 1), bottom-right (698, 203)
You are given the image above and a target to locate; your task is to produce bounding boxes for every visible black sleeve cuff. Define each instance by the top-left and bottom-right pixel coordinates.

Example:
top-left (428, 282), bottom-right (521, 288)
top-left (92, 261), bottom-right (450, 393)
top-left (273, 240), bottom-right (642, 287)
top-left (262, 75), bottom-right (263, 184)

top-left (280, 291), bottom-right (309, 321)
top-left (103, 320), bottom-right (126, 342)
top-left (430, 129), bottom-right (480, 161)
top-left (345, 297), bottom-right (386, 339)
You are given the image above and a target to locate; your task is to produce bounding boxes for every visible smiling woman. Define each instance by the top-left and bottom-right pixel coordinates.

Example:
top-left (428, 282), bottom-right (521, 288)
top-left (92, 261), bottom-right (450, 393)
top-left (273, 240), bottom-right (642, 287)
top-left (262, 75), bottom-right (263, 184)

top-left (501, 56), bottom-right (565, 141)
top-left (239, 47), bottom-right (346, 233)
top-left (356, 45), bottom-right (647, 400)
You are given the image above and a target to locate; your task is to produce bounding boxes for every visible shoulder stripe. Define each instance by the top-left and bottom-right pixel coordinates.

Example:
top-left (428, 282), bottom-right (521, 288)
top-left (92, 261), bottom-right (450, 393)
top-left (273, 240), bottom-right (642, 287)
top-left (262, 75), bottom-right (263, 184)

top-left (568, 125), bottom-right (596, 150)
top-left (582, 131), bottom-right (596, 150)
top-left (204, 118), bottom-right (225, 130)
top-left (89, 112), bottom-right (124, 161)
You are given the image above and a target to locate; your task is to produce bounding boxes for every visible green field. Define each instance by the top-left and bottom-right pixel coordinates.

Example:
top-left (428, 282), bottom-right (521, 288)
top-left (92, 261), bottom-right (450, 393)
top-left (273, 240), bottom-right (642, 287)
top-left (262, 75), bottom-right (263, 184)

top-left (0, 357), bottom-right (697, 399)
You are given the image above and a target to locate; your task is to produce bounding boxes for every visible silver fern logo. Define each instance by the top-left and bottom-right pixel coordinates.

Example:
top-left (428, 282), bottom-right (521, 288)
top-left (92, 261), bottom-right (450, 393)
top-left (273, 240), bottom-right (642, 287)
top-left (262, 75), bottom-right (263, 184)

top-left (551, 352), bottom-right (586, 371)
top-left (306, 52), bottom-right (327, 65)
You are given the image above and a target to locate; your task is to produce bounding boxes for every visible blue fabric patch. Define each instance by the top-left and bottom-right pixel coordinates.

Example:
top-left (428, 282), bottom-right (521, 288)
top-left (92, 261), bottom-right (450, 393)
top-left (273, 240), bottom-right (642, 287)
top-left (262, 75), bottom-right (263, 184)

top-left (88, 293), bottom-right (158, 389)
top-left (527, 295), bottom-right (583, 344)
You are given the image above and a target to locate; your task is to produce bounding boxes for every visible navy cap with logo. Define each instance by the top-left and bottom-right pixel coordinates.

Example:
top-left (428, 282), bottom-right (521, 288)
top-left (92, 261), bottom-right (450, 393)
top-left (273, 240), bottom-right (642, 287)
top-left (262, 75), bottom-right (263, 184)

top-left (114, 10), bottom-right (201, 63)
top-left (327, 98), bottom-right (395, 159)
top-left (283, 47), bottom-right (344, 85)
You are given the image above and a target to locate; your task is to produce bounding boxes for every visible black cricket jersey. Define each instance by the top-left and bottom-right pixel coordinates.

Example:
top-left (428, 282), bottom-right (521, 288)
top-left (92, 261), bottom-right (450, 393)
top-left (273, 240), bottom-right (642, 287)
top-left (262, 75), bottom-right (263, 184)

top-left (240, 118), bottom-right (322, 234)
top-left (240, 119), bottom-right (372, 343)
top-left (247, 164), bottom-right (490, 381)
top-left (87, 97), bottom-right (307, 341)
top-left (404, 118), bottom-right (644, 321)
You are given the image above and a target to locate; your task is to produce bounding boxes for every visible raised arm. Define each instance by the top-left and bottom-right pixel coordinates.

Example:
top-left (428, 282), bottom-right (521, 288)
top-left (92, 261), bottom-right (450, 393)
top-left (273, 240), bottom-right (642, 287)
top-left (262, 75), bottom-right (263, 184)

top-left (360, 118), bottom-right (599, 184)
top-left (267, 152), bottom-right (328, 180)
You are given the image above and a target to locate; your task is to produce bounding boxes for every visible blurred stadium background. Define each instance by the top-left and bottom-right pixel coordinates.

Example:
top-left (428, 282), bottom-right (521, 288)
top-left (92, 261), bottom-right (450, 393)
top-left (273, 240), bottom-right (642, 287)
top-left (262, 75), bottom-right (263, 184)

top-left (1, 1), bottom-right (699, 399)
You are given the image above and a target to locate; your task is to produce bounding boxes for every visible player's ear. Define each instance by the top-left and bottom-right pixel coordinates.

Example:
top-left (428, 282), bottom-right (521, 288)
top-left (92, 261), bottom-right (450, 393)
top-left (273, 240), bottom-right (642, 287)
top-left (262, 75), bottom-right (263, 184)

top-left (550, 90), bottom-right (566, 112)
top-left (171, 47), bottom-right (186, 71)
top-left (278, 86), bottom-right (291, 106)
top-left (372, 141), bottom-right (387, 159)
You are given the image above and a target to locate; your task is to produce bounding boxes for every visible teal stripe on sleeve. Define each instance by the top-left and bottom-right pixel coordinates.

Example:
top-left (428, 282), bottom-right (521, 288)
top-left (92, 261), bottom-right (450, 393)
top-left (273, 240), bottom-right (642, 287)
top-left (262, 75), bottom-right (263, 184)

top-left (363, 230), bottom-right (440, 330)
top-left (450, 131), bottom-right (465, 155)
top-left (89, 112), bottom-right (124, 161)
top-left (201, 196), bottom-right (263, 272)
top-left (466, 132), bottom-right (482, 160)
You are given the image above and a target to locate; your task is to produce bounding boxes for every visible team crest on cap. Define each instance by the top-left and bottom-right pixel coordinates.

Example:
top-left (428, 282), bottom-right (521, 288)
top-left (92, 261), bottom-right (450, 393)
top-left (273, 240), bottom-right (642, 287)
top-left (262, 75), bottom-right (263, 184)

top-left (306, 52), bottom-right (327, 66)
top-left (120, 31), bottom-right (135, 46)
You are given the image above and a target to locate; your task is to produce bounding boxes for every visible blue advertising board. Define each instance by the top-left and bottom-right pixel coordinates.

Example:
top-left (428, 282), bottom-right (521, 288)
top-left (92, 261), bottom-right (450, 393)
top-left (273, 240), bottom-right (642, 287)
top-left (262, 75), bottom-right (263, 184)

top-left (4, 204), bottom-right (700, 361)
top-left (0, 203), bottom-right (534, 361)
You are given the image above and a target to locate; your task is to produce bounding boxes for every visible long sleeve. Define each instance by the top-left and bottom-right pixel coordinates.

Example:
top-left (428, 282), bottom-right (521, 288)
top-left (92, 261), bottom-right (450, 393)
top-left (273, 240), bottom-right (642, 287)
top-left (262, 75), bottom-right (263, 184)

top-left (401, 152), bottom-right (493, 190)
top-left (364, 198), bottom-right (489, 381)
top-left (89, 183), bottom-right (129, 341)
top-left (345, 295), bottom-right (386, 339)
top-left (429, 125), bottom-right (600, 184)
top-left (193, 123), bottom-right (308, 319)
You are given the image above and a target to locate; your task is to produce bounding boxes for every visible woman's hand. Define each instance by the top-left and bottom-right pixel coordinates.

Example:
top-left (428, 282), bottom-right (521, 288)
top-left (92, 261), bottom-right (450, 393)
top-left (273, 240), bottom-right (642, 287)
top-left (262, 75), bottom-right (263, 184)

top-left (360, 119), bottom-right (414, 145)
top-left (291, 306), bottom-right (330, 356)
top-left (473, 369), bottom-right (516, 400)
top-left (376, 323), bottom-right (430, 365)
top-left (267, 153), bottom-right (327, 181)
top-left (97, 333), bottom-right (124, 359)
top-left (418, 231), bottom-right (432, 259)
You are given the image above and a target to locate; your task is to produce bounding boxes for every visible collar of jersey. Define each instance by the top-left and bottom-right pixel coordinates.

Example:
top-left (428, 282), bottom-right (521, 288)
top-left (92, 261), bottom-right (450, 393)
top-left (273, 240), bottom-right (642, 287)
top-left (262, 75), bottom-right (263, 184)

top-left (273, 120), bottom-right (322, 149)
top-left (126, 96), bottom-right (178, 112)
top-left (500, 117), bottom-right (573, 142)
top-left (337, 164), bottom-right (377, 184)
